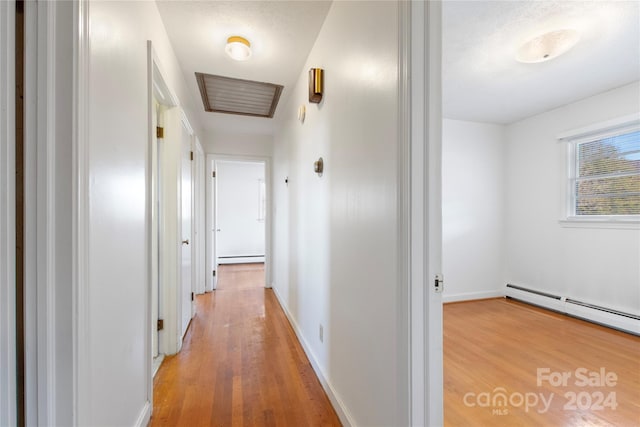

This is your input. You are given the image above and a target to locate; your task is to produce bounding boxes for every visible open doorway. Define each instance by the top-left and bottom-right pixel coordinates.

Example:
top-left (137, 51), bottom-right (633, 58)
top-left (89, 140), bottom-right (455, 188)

top-left (206, 155), bottom-right (271, 292)
top-left (441, 1), bottom-right (640, 425)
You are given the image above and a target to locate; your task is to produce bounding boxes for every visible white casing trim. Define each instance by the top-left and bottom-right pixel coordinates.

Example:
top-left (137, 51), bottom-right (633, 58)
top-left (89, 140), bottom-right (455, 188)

top-left (271, 286), bottom-right (355, 427)
top-left (25, 0), bottom-right (39, 423)
top-left (557, 113), bottom-right (640, 141)
top-left (396, 1), bottom-right (411, 425)
top-left (0, 2), bottom-right (16, 425)
top-left (73, 0), bottom-right (91, 423)
top-left (409, 1), bottom-right (444, 426)
top-left (31, 2), bottom-right (55, 424)
top-left (425, 2), bottom-right (445, 424)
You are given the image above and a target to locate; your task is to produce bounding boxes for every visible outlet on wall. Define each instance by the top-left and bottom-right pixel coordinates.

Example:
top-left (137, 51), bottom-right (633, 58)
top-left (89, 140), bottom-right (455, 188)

top-left (319, 324), bottom-right (324, 343)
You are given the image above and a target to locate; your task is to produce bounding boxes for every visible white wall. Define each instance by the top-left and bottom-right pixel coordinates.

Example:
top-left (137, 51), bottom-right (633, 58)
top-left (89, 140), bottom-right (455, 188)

top-left (203, 131), bottom-right (273, 157)
top-left (81, 1), bottom-right (204, 425)
top-left (442, 119), bottom-right (505, 302)
top-left (272, 2), bottom-right (402, 425)
top-left (504, 82), bottom-right (640, 315)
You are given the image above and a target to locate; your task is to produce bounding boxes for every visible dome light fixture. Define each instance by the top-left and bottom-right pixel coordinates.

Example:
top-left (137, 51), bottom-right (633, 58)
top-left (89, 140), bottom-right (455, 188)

top-left (225, 36), bottom-right (252, 61)
top-left (516, 29), bottom-right (580, 63)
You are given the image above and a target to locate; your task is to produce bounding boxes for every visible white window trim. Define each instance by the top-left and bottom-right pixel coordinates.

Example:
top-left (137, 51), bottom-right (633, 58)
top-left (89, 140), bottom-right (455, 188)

top-left (558, 113), bottom-right (640, 229)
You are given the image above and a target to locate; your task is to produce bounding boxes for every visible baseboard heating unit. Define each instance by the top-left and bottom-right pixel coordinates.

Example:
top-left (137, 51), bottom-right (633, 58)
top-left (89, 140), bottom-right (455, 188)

top-left (506, 284), bottom-right (640, 336)
top-left (217, 255), bottom-right (265, 264)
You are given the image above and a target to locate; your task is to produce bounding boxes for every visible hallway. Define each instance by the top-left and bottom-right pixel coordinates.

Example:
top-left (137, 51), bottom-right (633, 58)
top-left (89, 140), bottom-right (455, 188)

top-left (150, 264), bottom-right (342, 426)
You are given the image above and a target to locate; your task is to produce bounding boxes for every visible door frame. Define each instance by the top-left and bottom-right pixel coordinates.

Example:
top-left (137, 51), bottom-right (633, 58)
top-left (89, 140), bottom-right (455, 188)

top-left (147, 41), bottom-right (180, 406)
top-left (206, 154), bottom-right (273, 290)
top-left (20, 1), bottom-right (77, 424)
top-left (400, 1), bottom-right (444, 425)
top-left (148, 41), bottom-right (198, 358)
top-left (0, 1), bottom-right (16, 425)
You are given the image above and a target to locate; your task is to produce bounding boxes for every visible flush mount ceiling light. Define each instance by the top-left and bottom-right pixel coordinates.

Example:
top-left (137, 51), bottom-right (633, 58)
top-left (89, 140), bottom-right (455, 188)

top-left (516, 29), bottom-right (580, 63)
top-left (225, 36), bottom-right (252, 61)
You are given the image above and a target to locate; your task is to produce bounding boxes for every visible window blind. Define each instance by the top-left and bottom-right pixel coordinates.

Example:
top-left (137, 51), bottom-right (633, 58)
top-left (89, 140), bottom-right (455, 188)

top-left (574, 130), bottom-right (640, 216)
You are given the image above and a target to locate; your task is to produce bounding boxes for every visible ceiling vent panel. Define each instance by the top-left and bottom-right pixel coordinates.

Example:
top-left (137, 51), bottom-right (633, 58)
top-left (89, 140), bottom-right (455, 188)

top-left (195, 72), bottom-right (284, 118)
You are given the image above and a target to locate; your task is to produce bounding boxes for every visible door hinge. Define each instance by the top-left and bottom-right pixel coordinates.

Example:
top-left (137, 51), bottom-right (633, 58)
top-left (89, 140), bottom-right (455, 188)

top-left (212, 171), bottom-right (216, 178)
top-left (190, 151), bottom-right (194, 161)
top-left (156, 126), bottom-right (164, 138)
top-left (191, 292), bottom-right (194, 301)
top-left (212, 270), bottom-right (216, 277)
top-left (435, 274), bottom-right (444, 293)
top-left (157, 319), bottom-right (164, 331)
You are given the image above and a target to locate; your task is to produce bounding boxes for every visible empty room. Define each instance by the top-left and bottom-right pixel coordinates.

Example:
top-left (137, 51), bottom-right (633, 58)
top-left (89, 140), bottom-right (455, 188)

top-left (441, 1), bottom-right (639, 425)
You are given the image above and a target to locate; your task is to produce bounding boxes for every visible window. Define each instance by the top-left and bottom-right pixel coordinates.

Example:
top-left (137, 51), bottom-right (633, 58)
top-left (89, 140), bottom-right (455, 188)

top-left (566, 119), bottom-right (640, 220)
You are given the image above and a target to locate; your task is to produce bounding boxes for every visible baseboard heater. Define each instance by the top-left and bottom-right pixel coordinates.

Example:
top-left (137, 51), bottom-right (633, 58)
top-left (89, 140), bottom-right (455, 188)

top-left (217, 255), bottom-right (265, 264)
top-left (506, 284), bottom-right (640, 336)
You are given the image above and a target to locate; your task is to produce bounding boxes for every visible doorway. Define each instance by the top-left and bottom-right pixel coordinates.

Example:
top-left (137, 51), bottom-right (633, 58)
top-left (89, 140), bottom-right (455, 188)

top-left (206, 155), bottom-right (271, 292)
top-left (216, 160), bottom-right (265, 265)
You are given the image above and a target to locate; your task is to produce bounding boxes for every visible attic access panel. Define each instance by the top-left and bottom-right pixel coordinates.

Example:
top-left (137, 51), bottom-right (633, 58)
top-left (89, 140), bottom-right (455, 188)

top-left (195, 72), bottom-right (284, 118)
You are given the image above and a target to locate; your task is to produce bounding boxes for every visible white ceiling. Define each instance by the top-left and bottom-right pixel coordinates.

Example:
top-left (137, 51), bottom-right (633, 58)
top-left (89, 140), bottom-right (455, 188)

top-left (156, 0), bottom-right (332, 135)
top-left (443, 1), bottom-right (640, 124)
top-left (158, 1), bottom-right (640, 134)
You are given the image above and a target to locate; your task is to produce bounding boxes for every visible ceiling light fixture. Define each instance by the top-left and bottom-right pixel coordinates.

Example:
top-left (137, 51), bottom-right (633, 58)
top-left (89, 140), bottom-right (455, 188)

top-left (225, 36), bottom-right (252, 61)
top-left (516, 29), bottom-right (580, 63)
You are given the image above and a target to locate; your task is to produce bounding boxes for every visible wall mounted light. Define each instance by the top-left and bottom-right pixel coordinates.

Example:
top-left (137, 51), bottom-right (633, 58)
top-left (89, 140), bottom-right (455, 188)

top-left (225, 36), bottom-right (252, 61)
top-left (309, 68), bottom-right (323, 103)
top-left (516, 29), bottom-right (580, 63)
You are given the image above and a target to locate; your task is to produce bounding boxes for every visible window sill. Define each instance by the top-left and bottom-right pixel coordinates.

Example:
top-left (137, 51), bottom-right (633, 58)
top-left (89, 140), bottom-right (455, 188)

top-left (559, 217), bottom-right (640, 230)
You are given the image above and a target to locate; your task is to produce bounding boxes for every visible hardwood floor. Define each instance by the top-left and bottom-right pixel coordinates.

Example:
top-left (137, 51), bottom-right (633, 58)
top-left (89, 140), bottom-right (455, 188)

top-left (151, 263), bottom-right (342, 427)
top-left (444, 298), bottom-right (640, 426)
top-left (152, 270), bottom-right (638, 426)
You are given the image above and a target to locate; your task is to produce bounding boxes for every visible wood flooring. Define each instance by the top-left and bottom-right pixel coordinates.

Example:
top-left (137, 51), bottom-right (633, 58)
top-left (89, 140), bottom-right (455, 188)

top-left (151, 268), bottom-right (638, 426)
top-left (150, 263), bottom-right (342, 427)
top-left (444, 298), bottom-right (640, 426)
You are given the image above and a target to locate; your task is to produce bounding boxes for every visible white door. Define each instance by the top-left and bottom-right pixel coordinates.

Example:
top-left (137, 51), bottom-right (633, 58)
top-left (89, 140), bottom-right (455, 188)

top-left (180, 123), bottom-right (193, 338)
top-left (215, 161), bottom-right (266, 263)
top-left (210, 161), bottom-right (218, 290)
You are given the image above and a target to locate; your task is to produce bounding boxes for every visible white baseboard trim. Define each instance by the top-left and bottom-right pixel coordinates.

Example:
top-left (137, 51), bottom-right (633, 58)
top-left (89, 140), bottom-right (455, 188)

top-left (270, 285), bottom-right (355, 427)
top-left (443, 290), bottom-right (504, 303)
top-left (133, 401), bottom-right (151, 427)
top-left (152, 354), bottom-right (165, 378)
